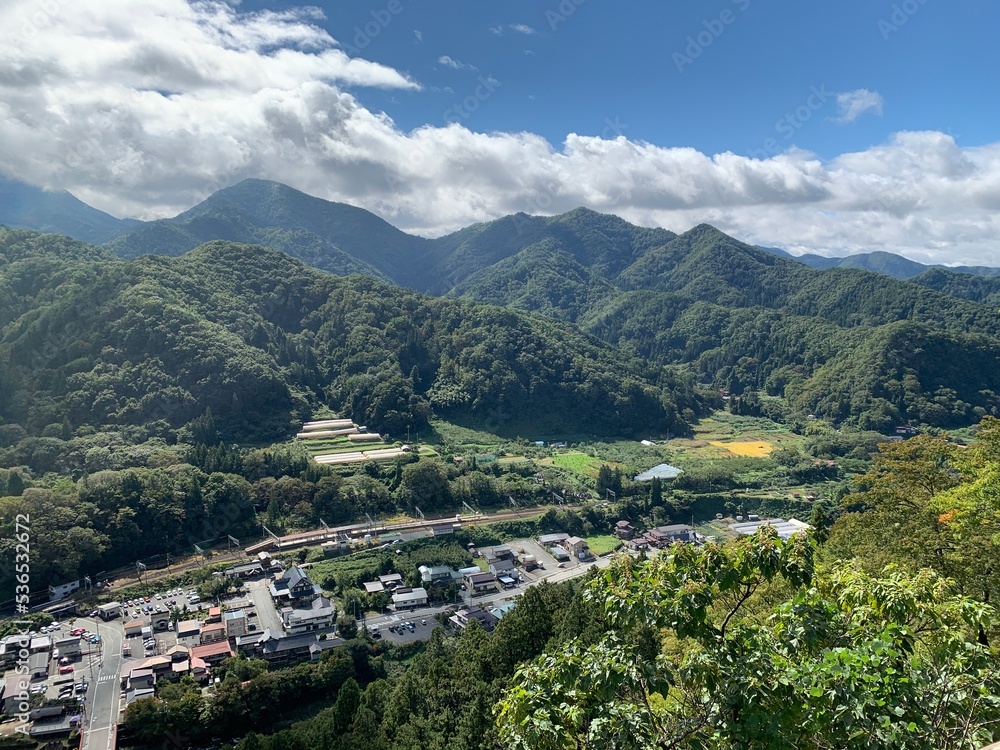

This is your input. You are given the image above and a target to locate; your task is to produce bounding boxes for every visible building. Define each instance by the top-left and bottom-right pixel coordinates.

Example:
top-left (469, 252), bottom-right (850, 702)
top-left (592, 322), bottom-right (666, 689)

top-left (224, 609), bottom-right (248, 638)
top-left (176, 620), bottom-right (201, 646)
top-left (97, 602), bottom-right (122, 620)
top-left (391, 587), bottom-right (428, 610)
top-left (489, 559), bottom-right (516, 577)
top-left (53, 636), bottom-right (80, 659)
top-left (538, 533), bottom-right (570, 547)
top-left (731, 518), bottom-right (811, 540)
top-left (549, 546), bottom-right (570, 562)
top-left (225, 561), bottom-right (266, 579)
top-left (482, 545), bottom-right (516, 563)
top-left (521, 555), bottom-right (539, 571)
top-left (280, 597), bottom-right (335, 635)
top-left (150, 611), bottom-right (170, 631)
top-left (206, 606), bottom-right (222, 624)
top-left (614, 520), bottom-right (636, 540)
top-left (29, 635), bottom-right (51, 654)
top-left (378, 573), bottom-right (405, 590)
top-left (448, 606), bottom-right (499, 632)
top-left (362, 581), bottom-right (385, 594)
top-left (418, 565), bottom-right (454, 584)
top-left (199, 623), bottom-right (226, 645)
top-left (430, 523), bottom-right (456, 536)
top-left (189, 640), bottom-right (233, 666)
top-left (566, 537), bottom-right (591, 560)
top-left (309, 638), bottom-right (345, 661)
top-left (48, 580), bottom-right (80, 602)
top-left (633, 464), bottom-right (683, 482)
top-left (124, 620), bottom-right (144, 638)
top-left (28, 652), bottom-right (48, 679)
top-left (655, 524), bottom-right (696, 544)
top-left (269, 566), bottom-right (322, 603)
top-left (466, 572), bottom-right (496, 593)
top-left (253, 628), bottom-right (332, 666)
top-left (2, 674), bottom-right (29, 715)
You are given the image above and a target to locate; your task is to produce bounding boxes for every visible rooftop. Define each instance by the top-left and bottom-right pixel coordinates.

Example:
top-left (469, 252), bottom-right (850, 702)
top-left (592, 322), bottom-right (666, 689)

top-left (633, 464), bottom-right (683, 482)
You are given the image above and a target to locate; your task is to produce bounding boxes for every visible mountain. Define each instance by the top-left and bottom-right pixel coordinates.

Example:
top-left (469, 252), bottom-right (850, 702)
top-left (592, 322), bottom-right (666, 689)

top-left (104, 178), bottom-right (427, 286)
top-left (0, 175), bottom-right (139, 244)
top-left (909, 267), bottom-right (1000, 309)
top-left (0, 227), bottom-right (707, 445)
top-left (757, 245), bottom-right (1000, 279)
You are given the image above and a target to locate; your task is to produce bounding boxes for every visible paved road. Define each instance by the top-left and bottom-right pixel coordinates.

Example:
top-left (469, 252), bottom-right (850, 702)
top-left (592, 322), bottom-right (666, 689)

top-left (73, 617), bottom-right (124, 750)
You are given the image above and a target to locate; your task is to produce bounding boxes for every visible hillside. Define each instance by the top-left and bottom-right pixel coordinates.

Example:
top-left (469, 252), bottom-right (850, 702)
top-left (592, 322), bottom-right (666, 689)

top-left (0, 228), bottom-right (707, 447)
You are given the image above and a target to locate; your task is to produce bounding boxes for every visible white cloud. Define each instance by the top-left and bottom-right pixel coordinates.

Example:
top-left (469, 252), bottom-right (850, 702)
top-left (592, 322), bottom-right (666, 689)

top-left (489, 25), bottom-right (505, 35)
top-left (1, 1), bottom-right (999, 266)
top-left (437, 55), bottom-right (476, 71)
top-left (835, 89), bottom-right (884, 124)
top-left (414, 30), bottom-right (423, 43)
top-left (510, 23), bottom-right (537, 35)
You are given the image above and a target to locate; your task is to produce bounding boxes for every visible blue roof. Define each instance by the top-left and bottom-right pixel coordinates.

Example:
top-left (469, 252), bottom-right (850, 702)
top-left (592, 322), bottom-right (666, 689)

top-left (633, 464), bottom-right (683, 482)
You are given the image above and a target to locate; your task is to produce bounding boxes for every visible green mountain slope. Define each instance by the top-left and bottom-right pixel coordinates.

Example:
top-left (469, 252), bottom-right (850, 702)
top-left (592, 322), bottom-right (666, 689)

top-left (0, 230), bottom-right (707, 443)
top-left (758, 244), bottom-right (1000, 279)
top-left (909, 267), bottom-right (1000, 308)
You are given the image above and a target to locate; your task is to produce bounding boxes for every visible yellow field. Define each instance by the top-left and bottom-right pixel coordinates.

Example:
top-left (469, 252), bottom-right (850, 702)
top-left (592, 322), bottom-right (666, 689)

top-left (709, 440), bottom-right (773, 457)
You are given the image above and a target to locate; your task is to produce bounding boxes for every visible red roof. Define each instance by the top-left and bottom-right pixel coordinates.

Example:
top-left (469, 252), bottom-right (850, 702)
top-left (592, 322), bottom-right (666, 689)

top-left (189, 641), bottom-right (233, 661)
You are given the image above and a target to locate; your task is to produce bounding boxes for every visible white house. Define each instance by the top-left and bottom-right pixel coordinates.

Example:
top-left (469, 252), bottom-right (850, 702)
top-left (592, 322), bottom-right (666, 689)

top-left (391, 588), bottom-right (428, 610)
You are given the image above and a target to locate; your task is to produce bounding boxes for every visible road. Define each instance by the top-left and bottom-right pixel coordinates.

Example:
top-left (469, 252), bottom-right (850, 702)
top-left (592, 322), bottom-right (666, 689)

top-left (362, 552), bottom-right (616, 641)
top-left (73, 617), bottom-right (124, 750)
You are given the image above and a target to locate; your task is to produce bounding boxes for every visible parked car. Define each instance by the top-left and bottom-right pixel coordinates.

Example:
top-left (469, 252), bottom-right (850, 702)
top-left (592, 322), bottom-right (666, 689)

top-left (74, 682), bottom-right (88, 694)
top-left (30, 684), bottom-right (47, 694)
top-left (369, 626), bottom-right (381, 638)
top-left (59, 665), bottom-right (74, 675)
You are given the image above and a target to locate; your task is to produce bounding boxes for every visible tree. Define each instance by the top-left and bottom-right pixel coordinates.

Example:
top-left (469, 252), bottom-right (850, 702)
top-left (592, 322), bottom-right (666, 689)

top-left (337, 613), bottom-right (358, 640)
top-left (496, 531), bottom-right (1000, 750)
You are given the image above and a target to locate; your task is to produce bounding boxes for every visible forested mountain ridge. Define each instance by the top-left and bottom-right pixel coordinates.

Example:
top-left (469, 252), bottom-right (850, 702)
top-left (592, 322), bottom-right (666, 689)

top-left (0, 227), bottom-right (707, 449)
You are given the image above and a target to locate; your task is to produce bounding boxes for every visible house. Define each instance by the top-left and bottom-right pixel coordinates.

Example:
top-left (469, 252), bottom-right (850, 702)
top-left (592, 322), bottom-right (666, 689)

top-left (29, 635), bottom-right (51, 654)
top-left (280, 597), bottom-right (335, 635)
top-left (378, 573), bottom-right (405, 590)
top-left (489, 601), bottom-right (518, 621)
top-left (482, 545), bottom-right (516, 563)
top-left (614, 520), bottom-right (636, 540)
top-left (362, 581), bottom-right (385, 594)
top-left (199, 623), bottom-right (226, 645)
top-left (128, 668), bottom-right (156, 691)
top-left (538, 533), bottom-right (570, 547)
top-left (466, 572), bottom-right (496, 593)
top-left (566, 537), bottom-right (590, 560)
top-left (309, 637), bottom-right (345, 661)
top-left (97, 601), bottom-right (121, 620)
top-left (225, 609), bottom-right (247, 638)
top-left (655, 524), bottom-right (696, 544)
top-left (124, 620), bottom-right (144, 638)
top-left (419, 565), bottom-right (454, 584)
top-left (206, 606), bottom-right (222, 624)
top-left (176, 620), bottom-right (201, 646)
top-left (166, 644), bottom-right (189, 662)
top-left (28, 652), bottom-right (48, 679)
top-left (0, 635), bottom-right (29, 667)
top-left (150, 611), bottom-right (170, 631)
top-left (2, 674), bottom-right (29, 715)
top-left (188, 640), bottom-right (233, 666)
top-left (633, 464), bottom-right (683, 482)
top-left (391, 587), bottom-right (428, 610)
top-left (269, 566), bottom-right (321, 603)
top-left (53, 636), bottom-right (80, 659)
top-left (521, 555), bottom-right (539, 571)
top-left (257, 629), bottom-right (322, 666)
top-left (48, 580), bottom-right (80, 602)
top-left (448, 606), bottom-right (499, 632)
top-left (226, 561), bottom-right (266, 579)
top-left (489, 559), bottom-right (516, 577)
top-left (549, 546), bottom-right (570, 562)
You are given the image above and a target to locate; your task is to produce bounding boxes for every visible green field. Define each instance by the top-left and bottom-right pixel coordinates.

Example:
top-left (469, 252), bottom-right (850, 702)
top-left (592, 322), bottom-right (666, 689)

top-left (585, 534), bottom-right (622, 556)
top-left (543, 451), bottom-right (602, 476)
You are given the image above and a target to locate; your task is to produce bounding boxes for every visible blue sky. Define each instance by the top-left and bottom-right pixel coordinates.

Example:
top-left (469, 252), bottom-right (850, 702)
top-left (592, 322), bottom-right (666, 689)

top-left (282, 0), bottom-right (997, 159)
top-left (1, 0), bottom-right (998, 264)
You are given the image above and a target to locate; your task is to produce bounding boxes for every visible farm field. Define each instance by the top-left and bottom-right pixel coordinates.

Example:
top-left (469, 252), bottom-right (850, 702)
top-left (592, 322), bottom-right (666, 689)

top-left (542, 451), bottom-right (601, 475)
top-left (709, 440), bottom-right (774, 457)
top-left (584, 534), bottom-right (623, 556)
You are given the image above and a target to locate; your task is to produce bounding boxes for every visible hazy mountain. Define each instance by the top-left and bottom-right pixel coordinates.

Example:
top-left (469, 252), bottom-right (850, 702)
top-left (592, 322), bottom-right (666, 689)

top-left (0, 175), bottom-right (139, 244)
top-left (757, 245), bottom-right (1000, 279)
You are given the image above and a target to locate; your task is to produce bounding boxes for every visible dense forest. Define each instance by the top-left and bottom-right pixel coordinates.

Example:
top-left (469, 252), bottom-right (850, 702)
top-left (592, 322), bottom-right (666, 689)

top-left (87, 180), bottom-right (1000, 430)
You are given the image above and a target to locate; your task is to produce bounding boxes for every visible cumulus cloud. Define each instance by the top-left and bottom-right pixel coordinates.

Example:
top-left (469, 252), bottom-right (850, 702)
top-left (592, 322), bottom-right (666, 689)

top-left (835, 89), bottom-right (884, 124)
top-left (510, 23), bottom-right (537, 35)
top-left (414, 29), bottom-right (423, 43)
top-left (1, 1), bottom-right (999, 266)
